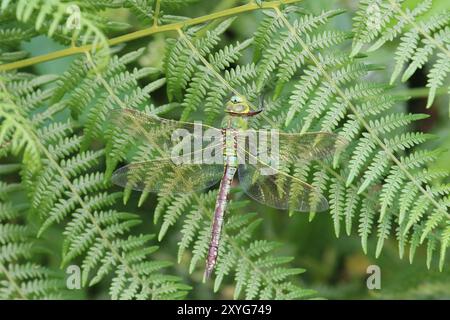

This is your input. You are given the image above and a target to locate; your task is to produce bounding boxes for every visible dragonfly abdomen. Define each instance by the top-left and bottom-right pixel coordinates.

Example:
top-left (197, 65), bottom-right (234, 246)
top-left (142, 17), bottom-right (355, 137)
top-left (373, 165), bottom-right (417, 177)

top-left (205, 129), bottom-right (238, 278)
top-left (205, 163), bottom-right (236, 279)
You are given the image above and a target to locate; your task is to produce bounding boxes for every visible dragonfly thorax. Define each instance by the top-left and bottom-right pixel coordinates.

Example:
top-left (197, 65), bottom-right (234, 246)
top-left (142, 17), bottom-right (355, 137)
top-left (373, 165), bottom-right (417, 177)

top-left (222, 114), bottom-right (248, 130)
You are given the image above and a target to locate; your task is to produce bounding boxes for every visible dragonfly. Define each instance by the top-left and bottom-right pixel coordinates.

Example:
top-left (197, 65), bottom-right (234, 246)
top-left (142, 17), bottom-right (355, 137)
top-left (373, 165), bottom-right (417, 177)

top-left (110, 95), bottom-right (346, 279)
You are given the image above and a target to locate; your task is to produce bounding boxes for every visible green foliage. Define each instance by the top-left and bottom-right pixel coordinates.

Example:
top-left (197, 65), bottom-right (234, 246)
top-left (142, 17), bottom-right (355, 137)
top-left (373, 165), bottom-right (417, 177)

top-left (0, 0), bottom-right (449, 300)
top-left (1, 71), bottom-right (189, 299)
top-left (155, 192), bottom-right (315, 299)
top-left (0, 177), bottom-right (67, 299)
top-left (352, 0), bottom-right (450, 109)
top-left (0, 0), bottom-right (132, 67)
top-left (49, 43), bottom-right (313, 298)
top-left (126, 0), bottom-right (202, 25)
top-left (161, 5), bottom-right (449, 269)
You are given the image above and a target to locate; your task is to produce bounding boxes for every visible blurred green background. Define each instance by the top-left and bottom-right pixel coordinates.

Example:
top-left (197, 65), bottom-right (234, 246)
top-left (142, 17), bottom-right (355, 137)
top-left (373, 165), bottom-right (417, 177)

top-left (19, 0), bottom-right (450, 299)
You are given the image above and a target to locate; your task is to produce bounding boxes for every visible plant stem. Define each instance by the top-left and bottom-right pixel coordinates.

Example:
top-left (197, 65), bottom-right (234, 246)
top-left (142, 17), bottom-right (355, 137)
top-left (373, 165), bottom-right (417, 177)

top-left (395, 87), bottom-right (448, 99)
top-left (0, 0), bottom-right (300, 72)
top-left (0, 163), bottom-right (21, 174)
top-left (153, 0), bottom-right (161, 27)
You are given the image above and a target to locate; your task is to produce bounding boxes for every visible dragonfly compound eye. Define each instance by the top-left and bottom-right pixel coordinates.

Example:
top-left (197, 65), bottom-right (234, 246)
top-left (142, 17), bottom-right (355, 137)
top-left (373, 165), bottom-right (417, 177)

top-left (230, 95), bottom-right (242, 104)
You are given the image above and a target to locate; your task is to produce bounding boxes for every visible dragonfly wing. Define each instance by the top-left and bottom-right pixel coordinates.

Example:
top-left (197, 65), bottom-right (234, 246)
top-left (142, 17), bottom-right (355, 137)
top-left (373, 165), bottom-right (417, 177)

top-left (279, 131), bottom-right (347, 162)
top-left (236, 130), bottom-right (347, 164)
top-left (112, 159), bottom-right (224, 193)
top-left (237, 160), bottom-right (329, 213)
top-left (110, 108), bottom-right (222, 159)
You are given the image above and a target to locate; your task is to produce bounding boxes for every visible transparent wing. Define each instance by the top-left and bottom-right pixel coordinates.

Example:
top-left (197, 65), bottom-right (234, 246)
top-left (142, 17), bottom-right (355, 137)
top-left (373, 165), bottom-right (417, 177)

top-left (110, 108), bottom-right (222, 159)
top-left (237, 146), bottom-right (329, 212)
top-left (112, 159), bottom-right (224, 193)
top-left (235, 130), bottom-right (347, 164)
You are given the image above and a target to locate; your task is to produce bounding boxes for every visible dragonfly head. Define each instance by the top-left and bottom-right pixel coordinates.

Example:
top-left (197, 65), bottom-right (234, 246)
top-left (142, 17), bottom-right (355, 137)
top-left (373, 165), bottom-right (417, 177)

top-left (225, 95), bottom-right (263, 117)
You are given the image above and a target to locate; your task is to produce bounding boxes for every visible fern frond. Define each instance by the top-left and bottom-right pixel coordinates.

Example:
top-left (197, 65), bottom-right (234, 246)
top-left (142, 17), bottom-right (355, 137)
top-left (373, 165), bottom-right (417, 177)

top-left (0, 84), bottom-right (44, 171)
top-left (2, 0), bottom-right (448, 300)
top-left (352, 0), bottom-right (450, 108)
top-left (154, 192), bottom-right (316, 299)
top-left (181, 39), bottom-right (253, 121)
top-left (0, 180), bottom-right (67, 299)
top-left (1, 0), bottom-right (111, 66)
top-left (254, 8), bottom-right (346, 93)
top-left (165, 18), bottom-right (235, 102)
top-left (0, 72), bottom-right (190, 299)
top-left (98, 6), bottom-right (450, 278)
top-left (248, 6), bottom-right (450, 267)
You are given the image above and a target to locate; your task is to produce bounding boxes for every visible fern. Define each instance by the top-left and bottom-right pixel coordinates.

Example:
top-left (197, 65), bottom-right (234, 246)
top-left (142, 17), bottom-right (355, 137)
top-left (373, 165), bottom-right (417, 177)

top-left (155, 192), bottom-right (315, 299)
top-left (1, 0), bottom-right (449, 300)
top-left (159, 5), bottom-right (449, 270)
top-left (352, 0), bottom-right (450, 109)
top-left (0, 71), bottom-right (190, 299)
top-left (50, 48), bottom-right (314, 298)
top-left (0, 175), bottom-right (68, 299)
top-left (125, 0), bottom-right (208, 27)
top-left (0, 0), bottom-right (116, 66)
